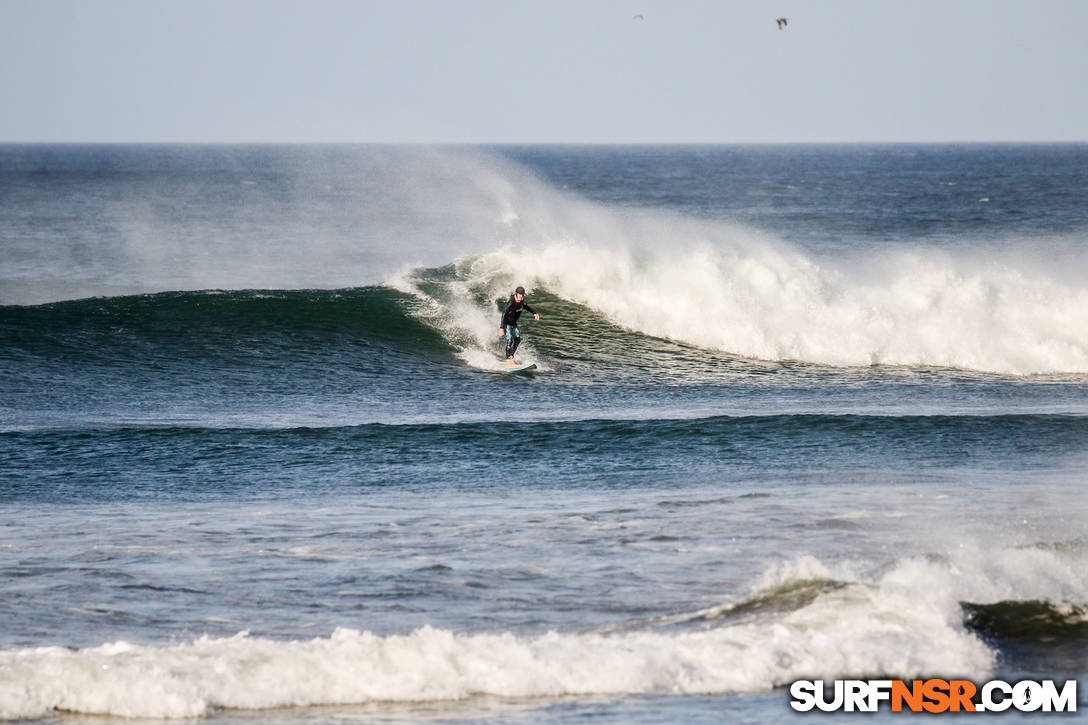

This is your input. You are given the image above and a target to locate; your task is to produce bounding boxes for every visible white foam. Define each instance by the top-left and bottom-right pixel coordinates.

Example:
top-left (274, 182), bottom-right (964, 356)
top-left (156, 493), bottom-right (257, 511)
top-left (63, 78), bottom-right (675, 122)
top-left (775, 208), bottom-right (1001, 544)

top-left (10, 533), bottom-right (1083, 720)
top-left (0, 620), bottom-right (987, 720)
top-left (389, 269), bottom-right (543, 372)
top-left (0, 558), bottom-right (999, 720)
top-left (463, 232), bottom-right (1088, 375)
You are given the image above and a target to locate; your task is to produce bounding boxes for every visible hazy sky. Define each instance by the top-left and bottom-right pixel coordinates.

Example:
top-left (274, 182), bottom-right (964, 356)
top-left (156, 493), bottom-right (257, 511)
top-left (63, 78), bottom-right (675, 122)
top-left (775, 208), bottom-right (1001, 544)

top-left (2, 0), bottom-right (1087, 143)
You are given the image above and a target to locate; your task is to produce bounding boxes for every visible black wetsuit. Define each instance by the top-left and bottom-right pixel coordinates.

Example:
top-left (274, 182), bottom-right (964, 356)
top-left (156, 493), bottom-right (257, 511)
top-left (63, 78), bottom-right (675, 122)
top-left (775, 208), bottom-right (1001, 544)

top-left (500, 297), bottom-right (536, 359)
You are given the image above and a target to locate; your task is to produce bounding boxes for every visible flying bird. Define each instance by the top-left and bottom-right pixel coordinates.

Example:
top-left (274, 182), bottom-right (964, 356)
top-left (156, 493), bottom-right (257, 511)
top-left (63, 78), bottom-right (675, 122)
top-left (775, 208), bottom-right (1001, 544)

top-left (776, 17), bottom-right (788, 29)
top-left (633, 14), bottom-right (644, 20)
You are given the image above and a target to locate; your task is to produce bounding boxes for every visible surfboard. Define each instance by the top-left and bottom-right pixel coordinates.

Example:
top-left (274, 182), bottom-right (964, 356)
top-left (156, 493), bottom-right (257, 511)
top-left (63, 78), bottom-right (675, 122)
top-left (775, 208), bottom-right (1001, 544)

top-left (499, 362), bottom-right (537, 374)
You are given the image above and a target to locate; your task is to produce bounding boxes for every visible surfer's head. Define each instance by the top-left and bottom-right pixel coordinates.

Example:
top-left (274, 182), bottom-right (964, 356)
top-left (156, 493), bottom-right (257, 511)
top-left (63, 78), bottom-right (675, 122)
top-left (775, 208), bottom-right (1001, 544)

top-left (514, 286), bottom-right (525, 301)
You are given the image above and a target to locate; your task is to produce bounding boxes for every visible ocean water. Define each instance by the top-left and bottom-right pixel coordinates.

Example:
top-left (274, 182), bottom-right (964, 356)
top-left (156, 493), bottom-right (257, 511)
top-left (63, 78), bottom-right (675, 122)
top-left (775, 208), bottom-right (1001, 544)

top-left (1, 144), bottom-right (1087, 723)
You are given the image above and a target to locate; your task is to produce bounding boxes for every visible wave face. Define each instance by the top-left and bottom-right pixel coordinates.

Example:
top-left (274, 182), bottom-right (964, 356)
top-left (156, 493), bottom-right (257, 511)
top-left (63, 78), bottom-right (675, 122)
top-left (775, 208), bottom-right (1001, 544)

top-left (5, 273), bottom-right (1087, 384)
top-left (0, 287), bottom-right (446, 369)
top-left (964, 600), bottom-right (1088, 673)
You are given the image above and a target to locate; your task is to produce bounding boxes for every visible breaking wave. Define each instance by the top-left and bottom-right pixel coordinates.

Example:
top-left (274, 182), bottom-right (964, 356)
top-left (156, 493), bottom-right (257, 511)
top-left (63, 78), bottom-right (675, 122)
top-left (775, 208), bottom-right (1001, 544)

top-left (6, 542), bottom-right (1086, 720)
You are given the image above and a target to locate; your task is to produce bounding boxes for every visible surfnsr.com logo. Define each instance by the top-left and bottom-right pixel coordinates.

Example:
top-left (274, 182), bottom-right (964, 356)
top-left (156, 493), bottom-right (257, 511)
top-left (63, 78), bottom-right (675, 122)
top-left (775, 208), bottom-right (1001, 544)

top-left (789, 679), bottom-right (1078, 713)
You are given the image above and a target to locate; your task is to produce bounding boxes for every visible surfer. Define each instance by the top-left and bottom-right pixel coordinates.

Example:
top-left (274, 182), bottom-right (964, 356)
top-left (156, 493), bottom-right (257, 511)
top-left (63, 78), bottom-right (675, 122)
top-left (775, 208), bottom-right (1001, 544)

top-left (499, 286), bottom-right (541, 367)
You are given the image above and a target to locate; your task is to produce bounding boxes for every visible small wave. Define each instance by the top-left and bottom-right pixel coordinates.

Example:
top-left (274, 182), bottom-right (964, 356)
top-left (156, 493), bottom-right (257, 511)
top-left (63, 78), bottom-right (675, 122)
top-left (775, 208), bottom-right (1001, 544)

top-left (7, 412), bottom-right (1088, 442)
top-left (963, 600), bottom-right (1088, 672)
top-left (6, 543), bottom-right (1087, 719)
top-left (0, 594), bottom-right (988, 720)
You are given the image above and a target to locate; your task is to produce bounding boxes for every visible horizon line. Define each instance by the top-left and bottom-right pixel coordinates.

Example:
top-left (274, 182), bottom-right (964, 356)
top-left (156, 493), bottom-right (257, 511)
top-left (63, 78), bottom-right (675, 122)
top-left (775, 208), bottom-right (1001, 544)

top-left (3, 139), bottom-right (1088, 147)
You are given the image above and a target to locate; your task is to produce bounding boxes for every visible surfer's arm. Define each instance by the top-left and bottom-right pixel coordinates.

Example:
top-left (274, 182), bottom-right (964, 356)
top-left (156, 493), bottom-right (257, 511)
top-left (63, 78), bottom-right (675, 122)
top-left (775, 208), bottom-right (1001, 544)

top-left (523, 303), bottom-right (540, 320)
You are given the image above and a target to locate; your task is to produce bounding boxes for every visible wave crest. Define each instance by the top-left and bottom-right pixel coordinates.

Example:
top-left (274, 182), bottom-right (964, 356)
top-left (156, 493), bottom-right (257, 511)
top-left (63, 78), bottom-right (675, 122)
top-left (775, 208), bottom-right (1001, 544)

top-left (464, 238), bottom-right (1088, 375)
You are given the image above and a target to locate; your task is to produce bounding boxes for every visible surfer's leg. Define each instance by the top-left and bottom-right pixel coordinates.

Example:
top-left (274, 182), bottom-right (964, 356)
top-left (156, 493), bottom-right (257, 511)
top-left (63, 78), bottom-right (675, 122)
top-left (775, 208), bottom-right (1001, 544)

top-left (504, 326), bottom-right (514, 358)
top-left (504, 325), bottom-right (521, 361)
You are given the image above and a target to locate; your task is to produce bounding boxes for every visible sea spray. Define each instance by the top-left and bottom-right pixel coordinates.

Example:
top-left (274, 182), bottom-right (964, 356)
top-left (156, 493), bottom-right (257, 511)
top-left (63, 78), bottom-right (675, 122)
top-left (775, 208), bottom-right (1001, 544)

top-left (0, 146), bottom-right (554, 305)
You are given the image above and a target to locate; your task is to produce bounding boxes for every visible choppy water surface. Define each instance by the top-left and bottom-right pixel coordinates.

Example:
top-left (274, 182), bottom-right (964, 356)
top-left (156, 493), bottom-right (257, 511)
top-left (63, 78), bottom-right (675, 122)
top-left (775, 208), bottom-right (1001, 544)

top-left (2, 144), bottom-right (1087, 722)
